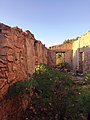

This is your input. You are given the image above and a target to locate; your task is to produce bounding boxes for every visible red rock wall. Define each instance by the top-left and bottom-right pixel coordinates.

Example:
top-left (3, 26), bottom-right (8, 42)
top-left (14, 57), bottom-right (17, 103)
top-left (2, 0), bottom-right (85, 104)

top-left (0, 23), bottom-right (55, 100)
top-left (0, 23), bottom-right (56, 120)
top-left (0, 24), bottom-right (28, 100)
top-left (0, 23), bottom-right (57, 120)
top-left (25, 30), bottom-right (35, 75)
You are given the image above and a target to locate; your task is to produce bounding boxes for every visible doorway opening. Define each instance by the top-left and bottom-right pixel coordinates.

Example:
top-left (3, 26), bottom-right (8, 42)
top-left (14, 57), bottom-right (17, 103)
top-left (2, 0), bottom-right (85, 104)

top-left (56, 52), bottom-right (65, 65)
top-left (79, 52), bottom-right (84, 73)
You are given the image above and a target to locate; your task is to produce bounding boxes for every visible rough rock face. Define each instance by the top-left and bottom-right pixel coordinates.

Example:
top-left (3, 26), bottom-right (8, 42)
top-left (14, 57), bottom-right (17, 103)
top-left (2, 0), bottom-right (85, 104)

top-left (0, 23), bottom-right (55, 120)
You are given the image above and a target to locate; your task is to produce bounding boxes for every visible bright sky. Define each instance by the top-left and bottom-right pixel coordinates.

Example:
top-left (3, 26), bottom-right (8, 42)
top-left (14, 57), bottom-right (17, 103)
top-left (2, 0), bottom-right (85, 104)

top-left (0, 0), bottom-right (90, 47)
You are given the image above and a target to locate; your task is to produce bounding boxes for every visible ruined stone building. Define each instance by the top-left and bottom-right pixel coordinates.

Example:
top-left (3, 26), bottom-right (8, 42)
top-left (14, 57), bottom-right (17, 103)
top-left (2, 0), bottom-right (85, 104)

top-left (50, 31), bottom-right (90, 74)
top-left (0, 23), bottom-right (90, 120)
top-left (0, 23), bottom-right (90, 99)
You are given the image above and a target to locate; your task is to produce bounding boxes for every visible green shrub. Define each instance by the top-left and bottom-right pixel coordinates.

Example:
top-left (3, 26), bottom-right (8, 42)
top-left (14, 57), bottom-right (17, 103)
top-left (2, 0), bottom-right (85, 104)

top-left (65, 87), bottom-right (90, 119)
top-left (6, 80), bottom-right (31, 98)
top-left (23, 66), bottom-right (75, 119)
top-left (85, 72), bottom-right (90, 84)
top-left (6, 64), bottom-right (90, 119)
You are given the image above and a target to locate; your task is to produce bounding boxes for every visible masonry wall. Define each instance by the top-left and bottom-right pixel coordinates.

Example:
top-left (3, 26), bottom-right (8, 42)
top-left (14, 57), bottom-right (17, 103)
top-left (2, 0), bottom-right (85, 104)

top-left (0, 25), bottom-right (28, 100)
top-left (34, 40), bottom-right (48, 67)
top-left (72, 39), bottom-right (80, 72)
top-left (47, 49), bottom-right (56, 67)
top-left (49, 42), bottom-right (73, 66)
top-left (50, 31), bottom-right (90, 73)
top-left (64, 50), bottom-right (73, 66)
top-left (0, 23), bottom-right (56, 119)
top-left (72, 31), bottom-right (90, 73)
top-left (50, 42), bottom-right (73, 52)
top-left (0, 23), bottom-right (55, 100)
top-left (25, 31), bottom-right (35, 75)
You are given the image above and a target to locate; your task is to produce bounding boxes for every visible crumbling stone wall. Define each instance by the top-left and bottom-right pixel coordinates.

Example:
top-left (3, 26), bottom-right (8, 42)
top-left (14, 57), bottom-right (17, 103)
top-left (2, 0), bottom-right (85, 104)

top-left (50, 31), bottom-right (90, 73)
top-left (34, 40), bottom-right (48, 67)
top-left (25, 30), bottom-right (35, 75)
top-left (49, 42), bottom-right (73, 52)
top-left (72, 39), bottom-right (80, 72)
top-left (47, 49), bottom-right (56, 67)
top-left (0, 24), bottom-right (28, 100)
top-left (49, 42), bottom-right (73, 67)
top-left (72, 31), bottom-right (90, 73)
top-left (64, 50), bottom-right (73, 66)
top-left (0, 23), bottom-right (55, 99)
top-left (0, 23), bottom-right (56, 120)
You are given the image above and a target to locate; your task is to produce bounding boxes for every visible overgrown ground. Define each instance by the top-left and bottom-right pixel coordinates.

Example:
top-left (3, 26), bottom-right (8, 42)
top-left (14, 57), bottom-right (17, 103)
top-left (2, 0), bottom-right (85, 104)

top-left (7, 64), bottom-right (90, 120)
